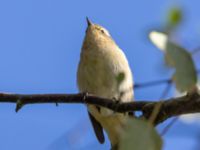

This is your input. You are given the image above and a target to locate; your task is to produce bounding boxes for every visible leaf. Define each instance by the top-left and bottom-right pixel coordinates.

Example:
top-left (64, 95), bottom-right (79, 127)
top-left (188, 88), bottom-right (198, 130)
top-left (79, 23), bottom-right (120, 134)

top-left (116, 72), bottom-right (125, 85)
top-left (166, 7), bottom-right (183, 31)
top-left (119, 119), bottom-right (162, 150)
top-left (149, 31), bottom-right (197, 92)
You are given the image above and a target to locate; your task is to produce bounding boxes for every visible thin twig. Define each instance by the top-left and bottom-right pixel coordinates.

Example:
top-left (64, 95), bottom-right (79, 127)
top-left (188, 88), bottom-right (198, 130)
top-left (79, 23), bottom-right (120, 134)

top-left (157, 83), bottom-right (179, 136)
top-left (160, 82), bottom-right (173, 99)
top-left (134, 79), bottom-right (172, 88)
top-left (161, 117), bottom-right (178, 136)
top-left (148, 80), bottom-right (172, 124)
top-left (148, 102), bottom-right (163, 124)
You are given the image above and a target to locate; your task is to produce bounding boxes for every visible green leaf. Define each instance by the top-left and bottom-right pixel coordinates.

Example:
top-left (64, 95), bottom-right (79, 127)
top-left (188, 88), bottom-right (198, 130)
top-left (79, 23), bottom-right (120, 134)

top-left (119, 119), bottom-right (162, 150)
top-left (116, 72), bottom-right (125, 85)
top-left (167, 7), bottom-right (183, 30)
top-left (149, 31), bottom-right (197, 92)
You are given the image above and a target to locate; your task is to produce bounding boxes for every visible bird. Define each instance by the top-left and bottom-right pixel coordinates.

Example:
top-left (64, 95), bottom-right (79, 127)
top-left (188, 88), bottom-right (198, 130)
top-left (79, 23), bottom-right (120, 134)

top-left (77, 18), bottom-right (134, 149)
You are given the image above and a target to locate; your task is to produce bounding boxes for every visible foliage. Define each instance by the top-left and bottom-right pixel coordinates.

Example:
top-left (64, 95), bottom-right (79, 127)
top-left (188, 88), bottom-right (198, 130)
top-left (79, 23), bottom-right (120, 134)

top-left (119, 118), bottom-right (162, 150)
top-left (149, 31), bottom-right (197, 92)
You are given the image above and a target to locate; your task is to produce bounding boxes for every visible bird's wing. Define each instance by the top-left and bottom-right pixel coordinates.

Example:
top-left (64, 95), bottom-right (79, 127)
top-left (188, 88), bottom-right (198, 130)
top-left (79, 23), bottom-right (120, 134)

top-left (88, 111), bottom-right (105, 144)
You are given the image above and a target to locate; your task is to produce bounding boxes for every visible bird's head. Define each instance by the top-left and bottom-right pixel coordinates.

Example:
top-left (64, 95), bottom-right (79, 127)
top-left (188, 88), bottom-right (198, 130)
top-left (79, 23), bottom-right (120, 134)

top-left (85, 17), bottom-right (111, 39)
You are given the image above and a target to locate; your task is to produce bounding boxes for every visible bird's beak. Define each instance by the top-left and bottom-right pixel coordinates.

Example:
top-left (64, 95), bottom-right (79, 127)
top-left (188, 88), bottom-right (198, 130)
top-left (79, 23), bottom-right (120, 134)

top-left (86, 17), bottom-right (92, 26)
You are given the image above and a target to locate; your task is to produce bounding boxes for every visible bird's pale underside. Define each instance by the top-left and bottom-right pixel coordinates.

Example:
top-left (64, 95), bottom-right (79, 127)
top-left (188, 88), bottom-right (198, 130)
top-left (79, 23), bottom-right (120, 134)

top-left (77, 18), bottom-right (134, 148)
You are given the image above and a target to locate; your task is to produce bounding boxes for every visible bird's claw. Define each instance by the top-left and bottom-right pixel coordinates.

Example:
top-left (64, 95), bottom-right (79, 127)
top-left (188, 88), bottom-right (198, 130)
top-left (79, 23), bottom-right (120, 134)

top-left (82, 92), bottom-right (89, 103)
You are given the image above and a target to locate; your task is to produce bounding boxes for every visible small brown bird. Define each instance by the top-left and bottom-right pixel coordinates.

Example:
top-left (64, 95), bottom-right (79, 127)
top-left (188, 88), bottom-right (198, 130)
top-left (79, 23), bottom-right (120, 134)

top-left (77, 18), bottom-right (134, 148)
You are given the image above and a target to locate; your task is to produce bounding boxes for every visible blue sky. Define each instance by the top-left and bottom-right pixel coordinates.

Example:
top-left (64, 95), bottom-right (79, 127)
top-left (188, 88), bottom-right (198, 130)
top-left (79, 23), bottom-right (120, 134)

top-left (0, 0), bottom-right (200, 150)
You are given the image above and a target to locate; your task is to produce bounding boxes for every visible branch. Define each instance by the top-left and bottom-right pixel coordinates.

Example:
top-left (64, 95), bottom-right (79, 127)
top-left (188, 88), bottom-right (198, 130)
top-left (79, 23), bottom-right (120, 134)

top-left (0, 93), bottom-right (200, 124)
top-left (0, 93), bottom-right (147, 112)
top-left (0, 92), bottom-right (200, 125)
top-left (142, 92), bottom-right (200, 124)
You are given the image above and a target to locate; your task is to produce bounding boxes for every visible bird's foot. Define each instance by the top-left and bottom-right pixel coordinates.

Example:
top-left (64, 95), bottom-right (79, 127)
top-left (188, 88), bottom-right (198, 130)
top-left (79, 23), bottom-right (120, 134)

top-left (112, 97), bottom-right (120, 114)
top-left (82, 92), bottom-right (89, 104)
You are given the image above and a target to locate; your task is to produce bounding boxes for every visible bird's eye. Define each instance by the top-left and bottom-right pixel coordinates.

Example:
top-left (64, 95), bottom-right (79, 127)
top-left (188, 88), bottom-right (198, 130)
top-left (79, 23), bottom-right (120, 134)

top-left (101, 29), bottom-right (104, 34)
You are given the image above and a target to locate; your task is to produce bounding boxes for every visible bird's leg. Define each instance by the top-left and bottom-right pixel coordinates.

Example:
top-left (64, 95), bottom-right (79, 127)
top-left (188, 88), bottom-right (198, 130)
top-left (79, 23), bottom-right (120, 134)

top-left (112, 97), bottom-right (121, 114)
top-left (82, 92), bottom-right (101, 113)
